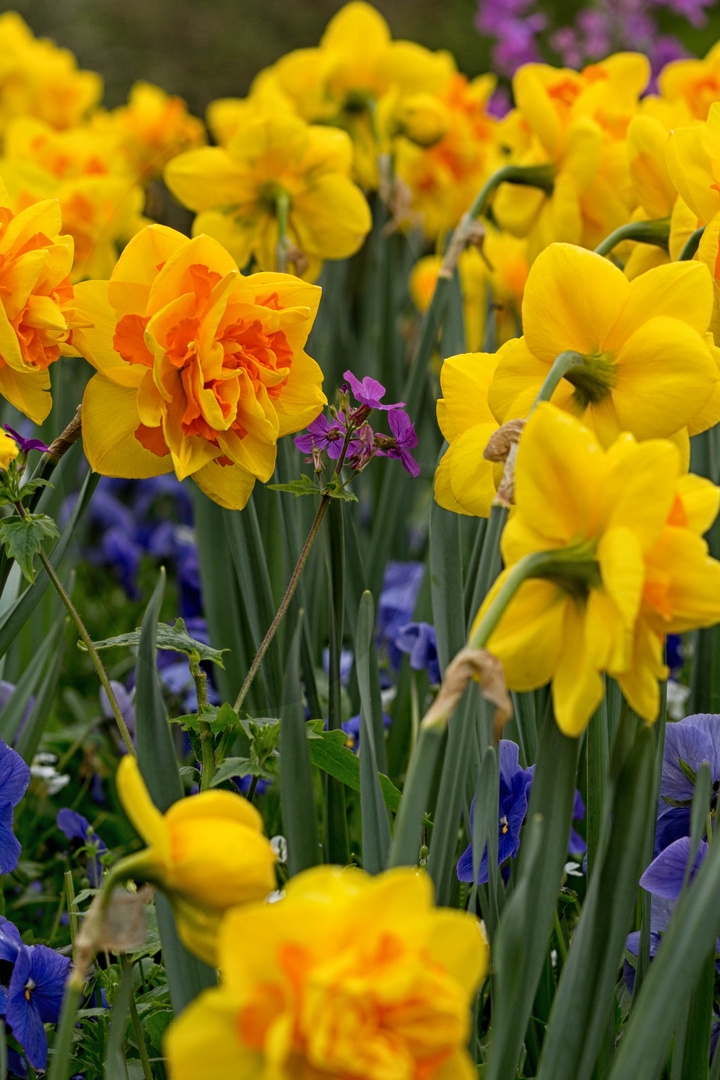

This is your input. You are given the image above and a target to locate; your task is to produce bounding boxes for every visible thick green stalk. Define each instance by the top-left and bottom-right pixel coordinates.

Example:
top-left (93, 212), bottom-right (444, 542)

top-left (594, 218), bottom-right (670, 257)
top-left (47, 980), bottom-right (83, 1080)
top-left (679, 226), bottom-right (705, 261)
top-left (530, 350), bottom-right (585, 413)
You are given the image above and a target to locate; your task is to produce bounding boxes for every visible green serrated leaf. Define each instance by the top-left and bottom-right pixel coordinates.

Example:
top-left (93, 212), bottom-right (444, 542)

top-left (308, 728), bottom-right (402, 813)
top-left (81, 617), bottom-right (228, 667)
top-left (267, 475), bottom-right (320, 497)
top-left (172, 702), bottom-right (243, 735)
top-left (324, 478), bottom-right (358, 503)
top-left (0, 513), bottom-right (59, 583)
top-left (209, 756), bottom-right (272, 788)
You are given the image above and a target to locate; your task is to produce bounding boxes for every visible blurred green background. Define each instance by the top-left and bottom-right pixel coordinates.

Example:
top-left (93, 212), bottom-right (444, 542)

top-left (5, 0), bottom-right (485, 115)
top-left (5, 0), bottom-right (720, 121)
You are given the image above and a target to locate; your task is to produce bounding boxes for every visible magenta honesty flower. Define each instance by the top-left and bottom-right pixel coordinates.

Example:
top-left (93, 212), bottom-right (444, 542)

top-left (342, 370), bottom-right (404, 412)
top-left (294, 414), bottom-right (348, 459)
top-left (385, 409), bottom-right (420, 477)
top-left (3, 426), bottom-right (49, 455)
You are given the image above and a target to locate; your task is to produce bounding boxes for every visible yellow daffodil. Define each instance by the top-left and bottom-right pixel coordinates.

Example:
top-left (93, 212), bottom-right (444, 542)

top-left (164, 111), bottom-right (371, 282)
top-left (622, 114), bottom-right (676, 279)
top-left (71, 224), bottom-right (326, 510)
top-left (472, 404), bottom-right (720, 735)
top-left (260, 1), bottom-right (455, 187)
top-left (0, 13), bottom-right (101, 139)
top-left (435, 352), bottom-right (502, 516)
top-left (394, 73), bottom-right (499, 239)
top-left (488, 243), bottom-right (720, 454)
top-left (658, 40), bottom-right (720, 122)
top-left (410, 229), bottom-right (527, 350)
top-left (0, 432), bottom-right (19, 471)
top-left (493, 55), bottom-right (648, 260)
top-left (165, 865), bottom-right (488, 1080)
top-left (115, 756), bottom-right (276, 965)
top-left (0, 179), bottom-right (78, 423)
top-left (104, 82), bottom-right (206, 183)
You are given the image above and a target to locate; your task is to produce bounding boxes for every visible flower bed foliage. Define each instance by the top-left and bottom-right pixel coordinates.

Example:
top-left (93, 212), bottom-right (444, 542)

top-left (2, 3), bottom-right (720, 1078)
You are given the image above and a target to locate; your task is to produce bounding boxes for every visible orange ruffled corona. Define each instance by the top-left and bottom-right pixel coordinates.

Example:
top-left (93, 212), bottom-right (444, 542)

top-left (71, 224), bottom-right (326, 510)
top-left (0, 179), bottom-right (77, 423)
top-left (165, 865), bottom-right (489, 1080)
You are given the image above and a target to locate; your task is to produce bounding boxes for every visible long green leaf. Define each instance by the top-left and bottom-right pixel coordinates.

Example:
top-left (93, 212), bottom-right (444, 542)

top-left (280, 612), bottom-right (320, 876)
top-left (0, 469), bottom-right (99, 660)
top-left (487, 706), bottom-right (580, 1080)
top-left (325, 498), bottom-right (349, 864)
top-left (135, 569), bottom-right (216, 1013)
top-left (607, 805), bottom-right (720, 1080)
top-left (0, 609), bottom-right (65, 743)
top-left (536, 723), bottom-right (656, 1080)
top-left (355, 592), bottom-right (392, 873)
top-left (15, 611), bottom-right (67, 762)
top-left (103, 957), bottom-right (133, 1080)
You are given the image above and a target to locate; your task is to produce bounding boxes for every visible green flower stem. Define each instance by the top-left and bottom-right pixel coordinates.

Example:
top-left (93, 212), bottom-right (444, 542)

top-left (34, 543), bottom-right (135, 757)
top-left (467, 550), bottom-right (564, 650)
top-left (190, 658), bottom-right (215, 792)
top-left (47, 979), bottom-right (83, 1080)
top-left (275, 190), bottom-right (290, 274)
top-left (679, 225), bottom-right (705, 261)
top-left (466, 162), bottom-right (555, 221)
top-left (530, 350), bottom-right (585, 413)
top-left (125, 958), bottom-right (154, 1080)
top-left (594, 218), bottom-right (670, 257)
top-left (64, 870), bottom-right (79, 948)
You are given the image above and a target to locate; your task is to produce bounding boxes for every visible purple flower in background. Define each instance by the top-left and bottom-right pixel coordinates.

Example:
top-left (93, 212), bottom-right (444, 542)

top-left (656, 714), bottom-right (720, 853)
top-left (99, 681), bottom-right (136, 742)
top-left (377, 561), bottom-right (425, 648)
top-left (393, 622), bottom-right (440, 684)
top-left (343, 370), bottom-right (404, 412)
top-left (0, 737), bottom-right (31, 874)
top-left (458, 741), bottom-right (534, 884)
top-left (56, 809), bottom-right (107, 887)
top-left (3, 427), bottom-right (49, 456)
top-left (0, 917), bottom-right (71, 1070)
top-left (342, 711), bottom-right (392, 752)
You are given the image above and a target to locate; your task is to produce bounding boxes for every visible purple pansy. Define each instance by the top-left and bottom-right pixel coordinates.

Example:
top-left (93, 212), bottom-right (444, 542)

top-left (0, 737), bottom-right (31, 874)
top-left (294, 414), bottom-right (347, 459)
top-left (393, 622), bottom-right (440, 684)
top-left (56, 809), bottom-right (107, 887)
top-left (342, 370), bottom-right (404, 412)
top-left (656, 714), bottom-right (720, 853)
top-left (0, 917), bottom-right (71, 1070)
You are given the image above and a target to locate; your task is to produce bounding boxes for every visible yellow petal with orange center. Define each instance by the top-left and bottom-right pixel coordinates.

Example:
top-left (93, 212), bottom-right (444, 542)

top-left (192, 458), bottom-right (256, 511)
top-left (82, 373), bottom-right (173, 479)
top-left (71, 281), bottom-right (147, 389)
top-left (164, 991), bottom-right (262, 1080)
top-left (601, 434), bottom-right (679, 550)
top-left (0, 364), bottom-right (51, 424)
top-left (551, 599), bottom-right (606, 737)
top-left (477, 574), bottom-right (567, 692)
top-left (596, 526), bottom-right (644, 627)
top-left (674, 473), bottom-right (720, 535)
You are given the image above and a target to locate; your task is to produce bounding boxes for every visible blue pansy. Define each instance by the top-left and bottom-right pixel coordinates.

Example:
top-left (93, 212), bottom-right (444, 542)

top-left (656, 714), bottom-right (720, 852)
top-left (457, 741), bottom-right (586, 885)
top-left (377, 562), bottom-right (424, 646)
top-left (0, 917), bottom-right (71, 1070)
top-left (457, 741), bottom-right (534, 884)
top-left (56, 809), bottom-right (107, 887)
top-left (0, 737), bottom-right (31, 874)
top-left (393, 622), bottom-right (440, 684)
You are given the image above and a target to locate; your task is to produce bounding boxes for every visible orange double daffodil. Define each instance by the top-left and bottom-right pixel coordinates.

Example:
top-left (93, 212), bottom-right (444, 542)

top-left (0, 179), bottom-right (79, 423)
top-left (472, 404), bottom-right (720, 736)
top-left (488, 243), bottom-right (720, 457)
top-left (165, 865), bottom-right (488, 1080)
top-left (71, 224), bottom-right (326, 510)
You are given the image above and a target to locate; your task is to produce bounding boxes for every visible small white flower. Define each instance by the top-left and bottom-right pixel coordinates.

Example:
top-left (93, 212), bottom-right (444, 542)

top-left (564, 860), bottom-right (584, 878)
top-left (30, 755), bottom-right (70, 795)
top-left (267, 890), bottom-right (286, 904)
top-left (666, 679), bottom-right (691, 721)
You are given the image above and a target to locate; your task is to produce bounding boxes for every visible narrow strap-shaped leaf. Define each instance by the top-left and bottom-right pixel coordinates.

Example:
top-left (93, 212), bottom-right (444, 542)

top-left (429, 500), bottom-right (465, 674)
top-left (356, 592), bottom-right (392, 873)
top-left (536, 723), bottom-right (656, 1080)
top-left (223, 500), bottom-right (284, 709)
top-left (103, 955), bottom-right (133, 1080)
top-left (136, 569), bottom-right (216, 1012)
top-left (0, 469), bottom-right (99, 660)
top-left (355, 590), bottom-right (387, 773)
top-left (0, 608), bottom-right (65, 743)
top-left (473, 744), bottom-right (501, 940)
top-left (607, 804), bottom-right (720, 1080)
top-left (280, 611), bottom-right (320, 876)
top-left (325, 498), bottom-right (349, 864)
top-left (15, 611), bottom-right (67, 762)
top-left (487, 706), bottom-right (580, 1080)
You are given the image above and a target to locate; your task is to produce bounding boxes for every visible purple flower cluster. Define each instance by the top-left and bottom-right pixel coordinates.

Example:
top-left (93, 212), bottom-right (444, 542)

top-left (294, 370), bottom-right (420, 479)
top-left (475, 0), bottom-right (710, 90)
